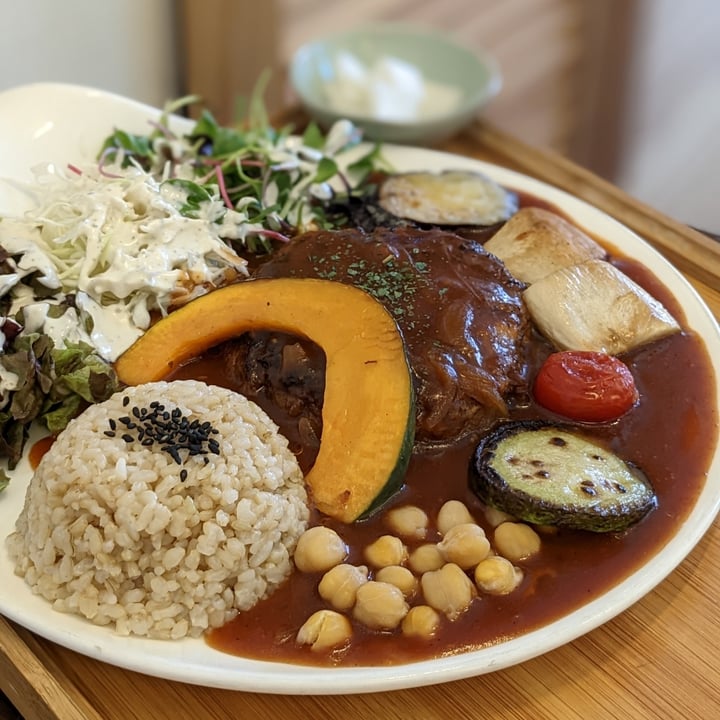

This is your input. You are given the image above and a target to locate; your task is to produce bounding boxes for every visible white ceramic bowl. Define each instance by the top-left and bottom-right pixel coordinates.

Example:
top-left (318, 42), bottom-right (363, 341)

top-left (289, 24), bottom-right (501, 145)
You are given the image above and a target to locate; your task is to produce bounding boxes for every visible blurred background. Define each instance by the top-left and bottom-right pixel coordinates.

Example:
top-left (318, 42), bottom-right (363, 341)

top-left (0, 0), bottom-right (718, 230)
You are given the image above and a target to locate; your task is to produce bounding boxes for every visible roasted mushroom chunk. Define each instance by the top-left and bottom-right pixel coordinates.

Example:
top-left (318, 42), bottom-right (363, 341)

top-left (483, 206), bottom-right (607, 284)
top-left (470, 420), bottom-right (657, 533)
top-left (523, 259), bottom-right (680, 355)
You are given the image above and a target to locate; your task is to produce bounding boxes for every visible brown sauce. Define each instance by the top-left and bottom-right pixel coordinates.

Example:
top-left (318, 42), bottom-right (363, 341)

top-left (170, 280), bottom-right (717, 667)
top-left (29, 434), bottom-right (55, 469)
top-left (173, 194), bottom-right (718, 667)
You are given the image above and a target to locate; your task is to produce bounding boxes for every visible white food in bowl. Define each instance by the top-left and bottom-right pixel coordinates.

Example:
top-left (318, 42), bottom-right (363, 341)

top-left (323, 52), bottom-right (463, 123)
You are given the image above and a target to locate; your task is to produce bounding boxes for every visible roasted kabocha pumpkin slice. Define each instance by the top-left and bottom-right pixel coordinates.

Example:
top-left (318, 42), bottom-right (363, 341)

top-left (470, 420), bottom-right (656, 532)
top-left (115, 278), bottom-right (416, 523)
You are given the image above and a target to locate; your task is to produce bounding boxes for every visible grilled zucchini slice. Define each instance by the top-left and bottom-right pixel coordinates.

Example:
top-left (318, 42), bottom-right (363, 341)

top-left (470, 421), bottom-right (656, 532)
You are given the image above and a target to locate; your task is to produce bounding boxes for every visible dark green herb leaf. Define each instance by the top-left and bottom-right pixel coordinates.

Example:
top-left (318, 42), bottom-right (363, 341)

top-left (190, 110), bottom-right (247, 156)
top-left (302, 122), bottom-right (326, 150)
top-left (348, 143), bottom-right (388, 178)
top-left (189, 109), bottom-right (220, 140)
top-left (314, 157), bottom-right (339, 184)
top-left (163, 179), bottom-right (214, 218)
top-left (99, 130), bottom-right (153, 162)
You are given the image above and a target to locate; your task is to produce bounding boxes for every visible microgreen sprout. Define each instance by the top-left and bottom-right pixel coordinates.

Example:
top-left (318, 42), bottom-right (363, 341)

top-left (98, 87), bottom-right (387, 254)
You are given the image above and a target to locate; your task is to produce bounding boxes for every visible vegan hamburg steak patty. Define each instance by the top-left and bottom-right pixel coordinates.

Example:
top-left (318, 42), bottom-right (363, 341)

top-left (221, 227), bottom-right (533, 447)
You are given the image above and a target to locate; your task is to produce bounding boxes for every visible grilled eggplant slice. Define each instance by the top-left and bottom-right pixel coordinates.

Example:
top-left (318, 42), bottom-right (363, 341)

top-left (470, 420), bottom-right (656, 532)
top-left (378, 170), bottom-right (518, 226)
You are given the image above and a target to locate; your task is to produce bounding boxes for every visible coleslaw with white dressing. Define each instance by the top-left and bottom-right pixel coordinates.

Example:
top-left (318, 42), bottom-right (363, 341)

top-left (1, 163), bottom-right (252, 360)
top-left (0, 115), bottom-right (369, 362)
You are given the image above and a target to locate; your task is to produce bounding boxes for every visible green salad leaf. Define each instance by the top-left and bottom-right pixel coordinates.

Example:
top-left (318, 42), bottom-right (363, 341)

top-left (98, 129), bottom-right (154, 166)
top-left (0, 336), bottom-right (120, 476)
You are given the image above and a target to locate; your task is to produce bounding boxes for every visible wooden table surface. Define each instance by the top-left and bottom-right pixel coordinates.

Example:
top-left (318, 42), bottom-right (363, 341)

top-left (2, 120), bottom-right (720, 720)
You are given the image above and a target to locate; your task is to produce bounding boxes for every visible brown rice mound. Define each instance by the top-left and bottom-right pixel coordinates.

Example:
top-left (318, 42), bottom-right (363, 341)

top-left (6, 380), bottom-right (308, 640)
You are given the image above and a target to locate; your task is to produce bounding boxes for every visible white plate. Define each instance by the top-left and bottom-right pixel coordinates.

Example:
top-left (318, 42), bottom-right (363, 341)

top-left (1, 82), bottom-right (719, 695)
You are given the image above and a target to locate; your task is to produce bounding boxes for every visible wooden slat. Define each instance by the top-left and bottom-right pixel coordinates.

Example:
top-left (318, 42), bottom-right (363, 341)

top-left (0, 617), bottom-right (103, 720)
top-left (177, 0), bottom-right (283, 122)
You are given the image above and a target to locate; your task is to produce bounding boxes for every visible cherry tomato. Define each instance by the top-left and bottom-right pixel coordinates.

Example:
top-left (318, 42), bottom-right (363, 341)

top-left (533, 350), bottom-right (639, 423)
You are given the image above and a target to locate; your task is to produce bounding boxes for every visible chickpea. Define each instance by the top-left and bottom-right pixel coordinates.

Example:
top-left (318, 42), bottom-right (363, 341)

top-left (408, 543), bottom-right (444, 574)
top-left (385, 505), bottom-right (429, 540)
top-left (437, 523), bottom-right (491, 569)
top-left (375, 565), bottom-right (418, 598)
top-left (364, 534), bottom-right (407, 569)
top-left (296, 609), bottom-right (352, 652)
top-left (353, 581), bottom-right (409, 630)
top-left (483, 505), bottom-right (515, 528)
top-left (401, 605), bottom-right (442, 639)
top-left (420, 563), bottom-right (476, 620)
top-left (437, 500), bottom-right (475, 535)
top-left (494, 522), bottom-right (541, 562)
top-left (474, 556), bottom-right (524, 595)
top-left (318, 564), bottom-right (369, 611)
top-left (294, 526), bottom-right (348, 573)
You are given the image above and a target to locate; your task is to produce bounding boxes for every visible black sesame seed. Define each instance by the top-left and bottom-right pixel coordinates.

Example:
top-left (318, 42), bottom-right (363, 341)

top-left (108, 418), bottom-right (117, 431)
top-left (114, 401), bottom-right (222, 464)
top-left (180, 469), bottom-right (188, 482)
top-left (122, 396), bottom-right (130, 407)
top-left (104, 430), bottom-right (116, 438)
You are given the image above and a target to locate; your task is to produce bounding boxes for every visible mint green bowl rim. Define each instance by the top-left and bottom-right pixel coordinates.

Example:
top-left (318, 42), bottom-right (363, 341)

top-left (289, 23), bottom-right (502, 133)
